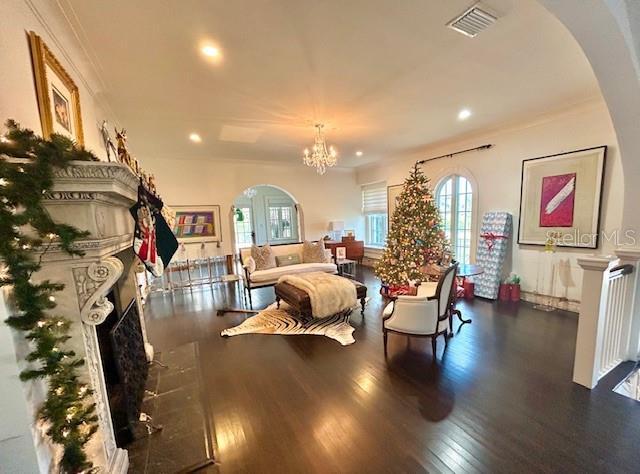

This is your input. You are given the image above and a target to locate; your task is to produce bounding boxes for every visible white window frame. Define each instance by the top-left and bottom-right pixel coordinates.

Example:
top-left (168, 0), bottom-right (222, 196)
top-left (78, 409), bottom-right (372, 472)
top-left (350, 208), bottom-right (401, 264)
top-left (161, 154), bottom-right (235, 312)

top-left (435, 173), bottom-right (477, 264)
top-left (365, 213), bottom-right (387, 247)
top-left (234, 206), bottom-right (254, 248)
top-left (362, 182), bottom-right (388, 248)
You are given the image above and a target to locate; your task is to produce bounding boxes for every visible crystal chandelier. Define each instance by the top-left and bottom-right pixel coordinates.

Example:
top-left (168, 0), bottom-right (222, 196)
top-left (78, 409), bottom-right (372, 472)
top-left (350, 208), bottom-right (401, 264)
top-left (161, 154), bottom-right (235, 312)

top-left (243, 187), bottom-right (257, 198)
top-left (303, 124), bottom-right (337, 175)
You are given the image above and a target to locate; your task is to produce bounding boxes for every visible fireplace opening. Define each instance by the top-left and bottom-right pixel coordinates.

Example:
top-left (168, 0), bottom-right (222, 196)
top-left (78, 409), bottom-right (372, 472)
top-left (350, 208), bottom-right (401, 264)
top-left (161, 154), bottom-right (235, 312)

top-left (96, 285), bottom-right (149, 446)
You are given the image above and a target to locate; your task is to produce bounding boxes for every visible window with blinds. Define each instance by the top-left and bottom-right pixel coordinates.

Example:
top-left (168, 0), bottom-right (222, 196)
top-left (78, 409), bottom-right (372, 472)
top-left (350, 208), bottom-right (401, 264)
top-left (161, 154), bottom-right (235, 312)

top-left (362, 182), bottom-right (387, 214)
top-left (362, 182), bottom-right (388, 247)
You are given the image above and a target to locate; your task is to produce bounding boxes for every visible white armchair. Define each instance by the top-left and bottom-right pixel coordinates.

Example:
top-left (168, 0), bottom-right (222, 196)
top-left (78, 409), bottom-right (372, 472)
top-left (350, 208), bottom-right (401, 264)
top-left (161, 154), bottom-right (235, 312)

top-left (382, 264), bottom-right (458, 358)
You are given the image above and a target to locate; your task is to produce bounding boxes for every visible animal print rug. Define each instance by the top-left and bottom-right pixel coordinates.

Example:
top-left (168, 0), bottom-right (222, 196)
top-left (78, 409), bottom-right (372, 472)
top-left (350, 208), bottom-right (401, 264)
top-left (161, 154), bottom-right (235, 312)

top-left (220, 302), bottom-right (356, 346)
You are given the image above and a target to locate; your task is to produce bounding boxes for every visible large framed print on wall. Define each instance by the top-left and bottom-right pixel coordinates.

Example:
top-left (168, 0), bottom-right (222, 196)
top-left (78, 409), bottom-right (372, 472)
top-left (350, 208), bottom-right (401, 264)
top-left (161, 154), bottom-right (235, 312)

top-left (171, 205), bottom-right (222, 242)
top-left (518, 146), bottom-right (606, 249)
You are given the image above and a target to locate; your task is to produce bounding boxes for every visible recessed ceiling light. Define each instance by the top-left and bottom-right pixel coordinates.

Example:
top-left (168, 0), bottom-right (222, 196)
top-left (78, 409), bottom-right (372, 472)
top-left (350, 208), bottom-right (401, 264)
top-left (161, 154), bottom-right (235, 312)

top-left (458, 108), bottom-right (472, 121)
top-left (355, 150), bottom-right (363, 157)
top-left (201, 44), bottom-right (220, 57)
top-left (189, 133), bottom-right (202, 143)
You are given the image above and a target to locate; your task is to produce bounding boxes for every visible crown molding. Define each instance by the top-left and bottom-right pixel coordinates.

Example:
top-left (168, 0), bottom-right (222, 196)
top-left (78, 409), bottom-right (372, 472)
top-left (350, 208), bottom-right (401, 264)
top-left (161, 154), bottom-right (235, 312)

top-left (22, 0), bottom-right (119, 122)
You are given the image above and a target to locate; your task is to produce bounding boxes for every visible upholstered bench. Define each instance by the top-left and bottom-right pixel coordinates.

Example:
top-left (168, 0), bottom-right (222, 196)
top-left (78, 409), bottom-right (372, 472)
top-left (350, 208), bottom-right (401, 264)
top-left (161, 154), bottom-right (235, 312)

top-left (275, 279), bottom-right (367, 319)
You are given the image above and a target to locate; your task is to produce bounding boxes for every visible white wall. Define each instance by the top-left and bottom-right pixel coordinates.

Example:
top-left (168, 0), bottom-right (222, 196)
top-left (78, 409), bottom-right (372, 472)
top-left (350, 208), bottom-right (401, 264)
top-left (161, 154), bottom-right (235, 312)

top-left (0, 0), bottom-right (115, 160)
top-left (143, 156), bottom-right (363, 259)
top-left (357, 99), bottom-right (623, 310)
top-left (0, 290), bottom-right (42, 474)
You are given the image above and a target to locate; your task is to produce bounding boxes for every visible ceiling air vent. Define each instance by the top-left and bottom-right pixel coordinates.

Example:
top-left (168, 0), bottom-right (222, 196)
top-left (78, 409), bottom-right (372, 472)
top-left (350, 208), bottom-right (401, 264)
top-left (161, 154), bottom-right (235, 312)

top-left (447, 3), bottom-right (497, 38)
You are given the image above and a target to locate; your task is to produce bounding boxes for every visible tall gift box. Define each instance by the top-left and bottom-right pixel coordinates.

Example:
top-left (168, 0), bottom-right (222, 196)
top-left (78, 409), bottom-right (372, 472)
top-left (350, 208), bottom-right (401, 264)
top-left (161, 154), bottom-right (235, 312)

top-left (474, 212), bottom-right (512, 299)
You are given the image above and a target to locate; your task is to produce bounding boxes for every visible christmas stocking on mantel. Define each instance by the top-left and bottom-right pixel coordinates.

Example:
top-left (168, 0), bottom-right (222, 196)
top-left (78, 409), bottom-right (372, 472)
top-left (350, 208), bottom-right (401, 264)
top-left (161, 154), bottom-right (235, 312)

top-left (130, 184), bottom-right (177, 277)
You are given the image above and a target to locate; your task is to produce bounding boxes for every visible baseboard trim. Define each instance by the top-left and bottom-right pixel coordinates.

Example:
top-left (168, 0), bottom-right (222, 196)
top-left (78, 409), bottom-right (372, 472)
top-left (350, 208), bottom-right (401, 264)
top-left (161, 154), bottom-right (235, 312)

top-left (108, 448), bottom-right (129, 474)
top-left (521, 291), bottom-right (579, 313)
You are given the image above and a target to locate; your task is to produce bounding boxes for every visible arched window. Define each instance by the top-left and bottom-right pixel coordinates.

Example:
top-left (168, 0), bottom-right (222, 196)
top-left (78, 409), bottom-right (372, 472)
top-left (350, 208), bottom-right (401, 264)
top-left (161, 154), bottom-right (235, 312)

top-left (435, 175), bottom-right (473, 264)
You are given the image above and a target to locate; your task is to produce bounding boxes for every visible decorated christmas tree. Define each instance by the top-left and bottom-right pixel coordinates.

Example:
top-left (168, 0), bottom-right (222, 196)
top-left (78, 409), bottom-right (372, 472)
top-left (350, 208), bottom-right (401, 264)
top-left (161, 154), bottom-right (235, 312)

top-left (375, 165), bottom-right (448, 285)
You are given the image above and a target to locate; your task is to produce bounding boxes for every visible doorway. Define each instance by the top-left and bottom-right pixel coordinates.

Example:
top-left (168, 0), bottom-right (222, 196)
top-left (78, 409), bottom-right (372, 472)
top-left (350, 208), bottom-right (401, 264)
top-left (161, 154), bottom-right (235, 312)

top-left (233, 185), bottom-right (300, 249)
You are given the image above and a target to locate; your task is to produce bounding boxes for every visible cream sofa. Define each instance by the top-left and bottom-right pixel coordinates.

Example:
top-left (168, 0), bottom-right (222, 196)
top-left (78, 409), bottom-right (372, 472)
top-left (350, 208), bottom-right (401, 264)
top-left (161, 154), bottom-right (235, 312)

top-left (239, 242), bottom-right (337, 307)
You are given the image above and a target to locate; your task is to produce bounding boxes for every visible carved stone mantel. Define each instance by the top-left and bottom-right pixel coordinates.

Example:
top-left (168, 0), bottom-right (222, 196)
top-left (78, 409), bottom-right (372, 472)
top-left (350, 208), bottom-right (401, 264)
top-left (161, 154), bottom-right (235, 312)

top-left (25, 160), bottom-right (144, 473)
top-left (40, 160), bottom-right (139, 262)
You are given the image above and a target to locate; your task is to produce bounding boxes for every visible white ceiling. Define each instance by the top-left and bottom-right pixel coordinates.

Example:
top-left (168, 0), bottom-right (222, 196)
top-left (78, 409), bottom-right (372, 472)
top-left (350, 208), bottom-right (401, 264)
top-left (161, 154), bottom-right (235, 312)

top-left (62, 0), bottom-right (600, 167)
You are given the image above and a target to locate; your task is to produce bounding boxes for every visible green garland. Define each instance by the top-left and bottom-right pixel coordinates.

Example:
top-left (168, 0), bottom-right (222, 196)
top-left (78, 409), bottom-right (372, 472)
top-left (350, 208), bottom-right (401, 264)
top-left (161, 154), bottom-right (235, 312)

top-left (0, 120), bottom-right (100, 473)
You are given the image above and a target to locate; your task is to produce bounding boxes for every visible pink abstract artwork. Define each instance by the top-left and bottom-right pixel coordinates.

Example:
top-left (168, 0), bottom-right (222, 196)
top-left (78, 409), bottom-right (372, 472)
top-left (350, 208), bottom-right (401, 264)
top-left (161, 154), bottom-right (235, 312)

top-left (539, 173), bottom-right (576, 227)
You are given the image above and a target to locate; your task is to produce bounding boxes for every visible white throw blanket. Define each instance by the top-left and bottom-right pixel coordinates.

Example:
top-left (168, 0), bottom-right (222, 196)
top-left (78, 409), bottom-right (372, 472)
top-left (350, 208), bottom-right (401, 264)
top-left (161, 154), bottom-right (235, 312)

top-left (278, 272), bottom-right (357, 319)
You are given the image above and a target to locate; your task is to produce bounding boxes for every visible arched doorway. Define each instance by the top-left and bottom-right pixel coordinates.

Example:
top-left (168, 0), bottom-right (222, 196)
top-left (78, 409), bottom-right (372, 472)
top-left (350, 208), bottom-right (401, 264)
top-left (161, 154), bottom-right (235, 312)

top-left (231, 185), bottom-right (303, 252)
top-left (538, 0), bottom-right (640, 234)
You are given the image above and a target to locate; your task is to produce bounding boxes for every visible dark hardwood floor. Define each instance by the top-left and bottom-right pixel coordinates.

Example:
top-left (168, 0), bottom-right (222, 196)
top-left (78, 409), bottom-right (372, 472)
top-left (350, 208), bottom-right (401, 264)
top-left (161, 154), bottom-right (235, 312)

top-left (143, 267), bottom-right (640, 473)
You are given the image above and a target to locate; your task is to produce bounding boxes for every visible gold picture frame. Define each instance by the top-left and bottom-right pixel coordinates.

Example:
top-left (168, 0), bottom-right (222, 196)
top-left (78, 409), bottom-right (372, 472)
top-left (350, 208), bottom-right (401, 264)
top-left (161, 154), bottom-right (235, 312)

top-left (28, 31), bottom-right (84, 146)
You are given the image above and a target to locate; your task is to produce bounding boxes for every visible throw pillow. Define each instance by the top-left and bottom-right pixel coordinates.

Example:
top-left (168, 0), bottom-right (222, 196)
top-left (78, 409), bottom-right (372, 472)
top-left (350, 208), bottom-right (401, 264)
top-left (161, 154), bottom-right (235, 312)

top-left (244, 256), bottom-right (256, 273)
top-left (251, 244), bottom-right (276, 270)
top-left (302, 240), bottom-right (326, 263)
top-left (275, 253), bottom-right (301, 267)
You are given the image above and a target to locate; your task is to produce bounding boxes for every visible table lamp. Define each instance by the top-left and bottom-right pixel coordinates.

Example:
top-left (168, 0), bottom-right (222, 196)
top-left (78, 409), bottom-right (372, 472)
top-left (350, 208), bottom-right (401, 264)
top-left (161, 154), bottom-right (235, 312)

top-left (328, 221), bottom-right (345, 241)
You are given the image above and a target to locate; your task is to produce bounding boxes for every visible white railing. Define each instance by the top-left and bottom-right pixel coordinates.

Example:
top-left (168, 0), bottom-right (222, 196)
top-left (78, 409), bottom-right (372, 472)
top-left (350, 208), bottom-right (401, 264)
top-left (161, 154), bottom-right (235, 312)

top-left (574, 254), bottom-right (638, 389)
top-left (598, 263), bottom-right (634, 379)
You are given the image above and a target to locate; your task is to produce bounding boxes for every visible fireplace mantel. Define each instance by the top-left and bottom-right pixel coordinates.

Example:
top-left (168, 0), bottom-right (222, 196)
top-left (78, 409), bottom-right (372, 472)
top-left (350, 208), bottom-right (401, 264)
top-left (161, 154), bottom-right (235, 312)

top-left (15, 160), bottom-right (146, 473)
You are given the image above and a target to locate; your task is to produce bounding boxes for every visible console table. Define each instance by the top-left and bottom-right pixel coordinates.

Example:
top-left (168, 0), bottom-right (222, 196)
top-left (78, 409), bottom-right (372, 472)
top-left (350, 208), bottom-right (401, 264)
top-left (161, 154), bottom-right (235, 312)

top-left (324, 239), bottom-right (364, 264)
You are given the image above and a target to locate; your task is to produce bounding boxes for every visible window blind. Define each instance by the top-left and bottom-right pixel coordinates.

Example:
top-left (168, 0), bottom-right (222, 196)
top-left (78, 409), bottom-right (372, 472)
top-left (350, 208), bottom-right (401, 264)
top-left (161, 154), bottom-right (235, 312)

top-left (362, 182), bottom-right (387, 214)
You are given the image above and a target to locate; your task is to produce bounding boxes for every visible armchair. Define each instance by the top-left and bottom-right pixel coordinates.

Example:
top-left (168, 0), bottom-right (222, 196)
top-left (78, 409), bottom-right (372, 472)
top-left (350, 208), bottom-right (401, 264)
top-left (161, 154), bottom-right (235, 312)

top-left (382, 264), bottom-right (458, 358)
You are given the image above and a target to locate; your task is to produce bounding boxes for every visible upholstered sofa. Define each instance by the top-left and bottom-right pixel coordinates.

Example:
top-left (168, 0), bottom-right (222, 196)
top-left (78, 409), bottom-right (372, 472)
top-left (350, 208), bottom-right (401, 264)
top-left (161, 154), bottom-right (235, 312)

top-left (239, 243), bottom-right (337, 307)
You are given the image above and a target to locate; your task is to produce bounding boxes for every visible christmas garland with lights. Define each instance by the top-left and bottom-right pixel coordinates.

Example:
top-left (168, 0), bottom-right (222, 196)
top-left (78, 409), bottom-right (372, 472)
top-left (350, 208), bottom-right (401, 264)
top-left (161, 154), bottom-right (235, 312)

top-left (0, 120), bottom-right (99, 473)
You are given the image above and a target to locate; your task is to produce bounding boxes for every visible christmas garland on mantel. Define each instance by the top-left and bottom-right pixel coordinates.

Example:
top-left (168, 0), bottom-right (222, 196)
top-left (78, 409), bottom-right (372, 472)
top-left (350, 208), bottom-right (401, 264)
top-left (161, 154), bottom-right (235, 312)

top-left (0, 120), bottom-right (99, 473)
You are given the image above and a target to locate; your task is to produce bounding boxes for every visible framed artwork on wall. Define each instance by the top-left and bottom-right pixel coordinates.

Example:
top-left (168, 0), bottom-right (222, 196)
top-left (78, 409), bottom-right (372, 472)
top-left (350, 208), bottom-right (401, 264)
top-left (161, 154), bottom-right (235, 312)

top-left (387, 184), bottom-right (403, 226)
top-left (28, 31), bottom-right (84, 146)
top-left (171, 205), bottom-right (222, 242)
top-left (518, 146), bottom-right (606, 248)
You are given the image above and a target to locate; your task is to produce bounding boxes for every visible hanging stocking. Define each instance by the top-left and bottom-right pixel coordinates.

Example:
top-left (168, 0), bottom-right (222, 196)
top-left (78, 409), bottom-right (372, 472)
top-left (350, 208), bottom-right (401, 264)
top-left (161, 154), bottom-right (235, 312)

top-left (130, 184), bottom-right (167, 276)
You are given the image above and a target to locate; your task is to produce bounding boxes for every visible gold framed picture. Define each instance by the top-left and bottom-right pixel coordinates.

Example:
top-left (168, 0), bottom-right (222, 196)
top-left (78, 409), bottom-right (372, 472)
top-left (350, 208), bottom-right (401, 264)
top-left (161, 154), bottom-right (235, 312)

top-left (28, 31), bottom-right (84, 146)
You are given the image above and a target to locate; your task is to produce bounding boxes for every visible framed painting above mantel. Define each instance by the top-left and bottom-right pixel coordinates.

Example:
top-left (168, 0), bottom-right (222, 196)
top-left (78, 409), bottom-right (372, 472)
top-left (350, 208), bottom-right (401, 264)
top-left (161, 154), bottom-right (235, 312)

top-left (171, 205), bottom-right (222, 243)
top-left (517, 146), bottom-right (606, 249)
top-left (28, 31), bottom-right (84, 146)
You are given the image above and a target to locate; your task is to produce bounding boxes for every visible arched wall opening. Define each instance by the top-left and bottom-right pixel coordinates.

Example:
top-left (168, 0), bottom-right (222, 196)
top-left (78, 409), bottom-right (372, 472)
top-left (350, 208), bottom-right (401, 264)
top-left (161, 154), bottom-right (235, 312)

top-left (538, 0), bottom-right (640, 236)
top-left (229, 184), bottom-right (305, 256)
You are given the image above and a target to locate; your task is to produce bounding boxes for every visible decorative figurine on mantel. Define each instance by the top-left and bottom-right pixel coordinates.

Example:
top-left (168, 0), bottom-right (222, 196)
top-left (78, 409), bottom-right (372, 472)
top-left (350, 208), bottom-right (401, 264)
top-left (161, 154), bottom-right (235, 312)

top-left (115, 128), bottom-right (132, 167)
top-left (113, 127), bottom-right (160, 198)
top-left (100, 120), bottom-right (117, 162)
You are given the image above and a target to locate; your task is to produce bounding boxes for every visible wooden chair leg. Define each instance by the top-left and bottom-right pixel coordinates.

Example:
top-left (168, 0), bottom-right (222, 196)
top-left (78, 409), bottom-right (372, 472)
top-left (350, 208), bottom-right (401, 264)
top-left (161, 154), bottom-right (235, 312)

top-left (276, 296), bottom-right (281, 309)
top-left (431, 337), bottom-right (437, 358)
top-left (247, 287), bottom-right (253, 309)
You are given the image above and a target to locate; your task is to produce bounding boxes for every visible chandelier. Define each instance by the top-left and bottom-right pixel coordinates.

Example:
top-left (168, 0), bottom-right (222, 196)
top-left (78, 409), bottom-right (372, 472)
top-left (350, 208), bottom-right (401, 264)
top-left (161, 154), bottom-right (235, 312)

top-left (303, 124), bottom-right (337, 175)
top-left (243, 187), bottom-right (257, 198)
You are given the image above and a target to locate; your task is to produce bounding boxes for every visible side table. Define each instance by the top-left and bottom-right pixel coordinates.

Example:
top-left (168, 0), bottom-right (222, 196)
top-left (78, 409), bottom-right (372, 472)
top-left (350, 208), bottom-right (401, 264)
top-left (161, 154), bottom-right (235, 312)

top-left (336, 258), bottom-right (356, 279)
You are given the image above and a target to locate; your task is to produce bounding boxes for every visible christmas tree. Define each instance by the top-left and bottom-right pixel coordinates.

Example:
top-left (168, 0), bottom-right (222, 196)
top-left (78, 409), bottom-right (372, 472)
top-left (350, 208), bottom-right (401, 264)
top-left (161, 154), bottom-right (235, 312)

top-left (375, 165), bottom-right (448, 285)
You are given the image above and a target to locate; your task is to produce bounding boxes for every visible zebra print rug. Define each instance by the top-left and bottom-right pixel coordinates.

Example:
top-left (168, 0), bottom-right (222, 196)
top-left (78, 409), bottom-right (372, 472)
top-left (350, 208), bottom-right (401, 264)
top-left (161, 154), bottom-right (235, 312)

top-left (220, 302), bottom-right (356, 346)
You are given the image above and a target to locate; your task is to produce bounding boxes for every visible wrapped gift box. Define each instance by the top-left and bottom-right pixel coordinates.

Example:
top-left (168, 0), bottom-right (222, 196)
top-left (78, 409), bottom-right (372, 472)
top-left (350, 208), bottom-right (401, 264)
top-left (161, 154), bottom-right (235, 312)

top-left (474, 212), bottom-right (512, 299)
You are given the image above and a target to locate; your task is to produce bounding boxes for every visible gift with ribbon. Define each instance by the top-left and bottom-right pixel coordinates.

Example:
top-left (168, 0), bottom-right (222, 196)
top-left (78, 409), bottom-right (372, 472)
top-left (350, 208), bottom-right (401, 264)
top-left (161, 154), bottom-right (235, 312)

top-left (480, 231), bottom-right (509, 252)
